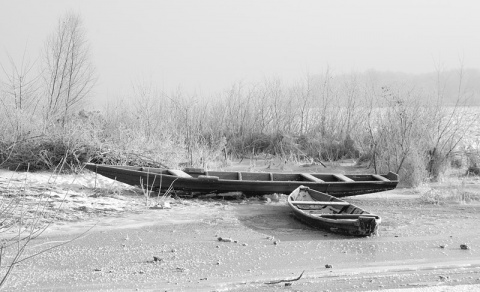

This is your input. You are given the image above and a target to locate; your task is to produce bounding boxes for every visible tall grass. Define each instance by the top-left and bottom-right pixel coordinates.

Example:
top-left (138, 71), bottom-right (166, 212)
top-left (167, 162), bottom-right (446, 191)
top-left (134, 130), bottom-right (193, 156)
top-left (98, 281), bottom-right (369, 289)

top-left (1, 69), bottom-right (479, 186)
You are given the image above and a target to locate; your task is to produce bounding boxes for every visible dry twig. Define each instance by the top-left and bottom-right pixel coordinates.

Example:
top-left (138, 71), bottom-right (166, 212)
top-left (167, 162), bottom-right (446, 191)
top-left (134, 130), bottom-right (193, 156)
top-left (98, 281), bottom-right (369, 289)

top-left (264, 270), bottom-right (305, 284)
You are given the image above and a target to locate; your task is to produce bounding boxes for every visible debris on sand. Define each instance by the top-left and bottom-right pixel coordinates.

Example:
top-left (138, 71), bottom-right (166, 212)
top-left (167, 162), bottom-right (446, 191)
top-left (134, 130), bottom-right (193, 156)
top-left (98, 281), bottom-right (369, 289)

top-left (218, 237), bottom-right (234, 242)
top-left (325, 264), bottom-right (332, 268)
top-left (439, 275), bottom-right (450, 281)
top-left (263, 194), bottom-right (281, 202)
top-left (460, 244), bottom-right (470, 250)
top-left (150, 201), bottom-right (171, 209)
top-left (146, 256), bottom-right (164, 264)
top-left (153, 256), bottom-right (163, 262)
top-left (265, 270), bottom-right (305, 285)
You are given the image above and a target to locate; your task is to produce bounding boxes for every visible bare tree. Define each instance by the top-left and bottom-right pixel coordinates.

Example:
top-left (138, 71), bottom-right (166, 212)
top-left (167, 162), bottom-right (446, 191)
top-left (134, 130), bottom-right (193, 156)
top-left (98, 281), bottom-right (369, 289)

top-left (294, 73), bottom-right (313, 135)
top-left (42, 12), bottom-right (96, 127)
top-left (0, 50), bottom-right (42, 152)
top-left (314, 67), bottom-right (335, 138)
top-left (0, 50), bottom-right (41, 112)
top-left (129, 80), bottom-right (167, 141)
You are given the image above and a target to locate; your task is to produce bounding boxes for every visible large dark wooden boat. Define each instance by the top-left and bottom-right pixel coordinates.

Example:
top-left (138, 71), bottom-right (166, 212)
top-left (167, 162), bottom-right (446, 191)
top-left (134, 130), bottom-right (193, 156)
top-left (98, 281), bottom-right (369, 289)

top-left (84, 163), bottom-right (398, 197)
top-left (288, 186), bottom-right (381, 236)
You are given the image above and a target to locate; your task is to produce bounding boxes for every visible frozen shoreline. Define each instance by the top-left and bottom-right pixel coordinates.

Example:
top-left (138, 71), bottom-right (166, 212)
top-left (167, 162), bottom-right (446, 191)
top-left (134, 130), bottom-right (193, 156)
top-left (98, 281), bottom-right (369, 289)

top-left (1, 165), bottom-right (479, 291)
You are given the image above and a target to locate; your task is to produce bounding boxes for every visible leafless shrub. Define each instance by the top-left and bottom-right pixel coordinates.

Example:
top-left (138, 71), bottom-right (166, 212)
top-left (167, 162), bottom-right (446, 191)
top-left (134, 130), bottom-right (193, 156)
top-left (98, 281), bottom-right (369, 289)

top-left (420, 182), bottom-right (480, 205)
top-left (449, 154), bottom-right (464, 169)
top-left (466, 151), bottom-right (480, 176)
top-left (423, 64), bottom-right (478, 180)
top-left (361, 85), bottom-right (429, 186)
top-left (0, 165), bottom-right (93, 288)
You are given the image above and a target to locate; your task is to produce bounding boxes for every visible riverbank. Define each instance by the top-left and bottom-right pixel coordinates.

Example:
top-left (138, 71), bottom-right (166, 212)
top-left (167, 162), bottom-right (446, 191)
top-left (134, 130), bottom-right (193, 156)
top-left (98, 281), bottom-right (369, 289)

top-left (1, 162), bottom-right (479, 291)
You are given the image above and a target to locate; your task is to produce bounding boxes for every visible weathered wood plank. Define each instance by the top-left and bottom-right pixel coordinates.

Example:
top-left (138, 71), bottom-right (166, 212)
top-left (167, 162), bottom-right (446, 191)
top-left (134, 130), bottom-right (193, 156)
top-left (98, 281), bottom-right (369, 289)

top-left (300, 173), bottom-right (325, 182)
top-left (333, 174), bottom-right (354, 182)
top-left (167, 169), bottom-right (192, 178)
top-left (198, 175), bottom-right (219, 181)
top-left (371, 174), bottom-right (390, 182)
top-left (290, 201), bottom-right (350, 206)
top-left (318, 214), bottom-right (378, 218)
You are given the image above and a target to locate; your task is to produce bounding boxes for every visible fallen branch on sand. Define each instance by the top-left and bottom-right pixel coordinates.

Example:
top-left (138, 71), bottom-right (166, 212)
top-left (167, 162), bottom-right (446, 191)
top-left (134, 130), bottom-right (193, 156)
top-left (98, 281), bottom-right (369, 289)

top-left (264, 270), bottom-right (305, 284)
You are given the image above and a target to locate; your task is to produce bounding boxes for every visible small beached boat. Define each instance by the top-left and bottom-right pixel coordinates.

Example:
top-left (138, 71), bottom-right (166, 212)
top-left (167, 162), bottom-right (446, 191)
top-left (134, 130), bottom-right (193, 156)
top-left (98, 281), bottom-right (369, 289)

top-left (84, 163), bottom-right (398, 198)
top-left (287, 186), bottom-right (381, 236)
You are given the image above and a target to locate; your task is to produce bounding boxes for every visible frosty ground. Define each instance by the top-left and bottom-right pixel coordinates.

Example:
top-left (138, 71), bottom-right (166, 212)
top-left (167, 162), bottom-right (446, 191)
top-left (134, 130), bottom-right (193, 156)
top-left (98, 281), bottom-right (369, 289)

top-left (1, 161), bottom-right (479, 291)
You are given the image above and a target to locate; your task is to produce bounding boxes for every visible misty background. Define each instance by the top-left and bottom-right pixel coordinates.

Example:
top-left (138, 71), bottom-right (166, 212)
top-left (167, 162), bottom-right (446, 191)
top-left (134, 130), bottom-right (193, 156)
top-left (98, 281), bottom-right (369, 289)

top-left (1, 0), bottom-right (479, 187)
top-left (2, 0), bottom-right (480, 107)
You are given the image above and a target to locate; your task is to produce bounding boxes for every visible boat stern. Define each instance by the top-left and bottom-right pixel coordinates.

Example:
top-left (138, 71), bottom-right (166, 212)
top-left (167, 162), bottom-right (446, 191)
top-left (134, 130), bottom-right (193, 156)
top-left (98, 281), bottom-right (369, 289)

top-left (355, 216), bottom-right (380, 236)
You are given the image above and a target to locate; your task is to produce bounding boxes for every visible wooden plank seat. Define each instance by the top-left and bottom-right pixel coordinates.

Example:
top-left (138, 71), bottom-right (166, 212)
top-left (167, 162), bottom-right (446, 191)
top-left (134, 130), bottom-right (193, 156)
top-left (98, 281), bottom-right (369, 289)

top-left (300, 173), bottom-right (325, 182)
top-left (183, 167), bottom-right (205, 173)
top-left (319, 214), bottom-right (379, 219)
top-left (198, 175), bottom-right (219, 181)
top-left (290, 201), bottom-right (350, 206)
top-left (371, 174), bottom-right (390, 182)
top-left (333, 174), bottom-right (355, 182)
top-left (167, 169), bottom-right (192, 178)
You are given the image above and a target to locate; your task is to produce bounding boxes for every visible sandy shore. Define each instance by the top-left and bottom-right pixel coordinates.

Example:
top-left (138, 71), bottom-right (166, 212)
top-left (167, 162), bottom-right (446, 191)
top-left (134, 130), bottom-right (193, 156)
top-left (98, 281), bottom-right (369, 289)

top-left (1, 165), bottom-right (480, 291)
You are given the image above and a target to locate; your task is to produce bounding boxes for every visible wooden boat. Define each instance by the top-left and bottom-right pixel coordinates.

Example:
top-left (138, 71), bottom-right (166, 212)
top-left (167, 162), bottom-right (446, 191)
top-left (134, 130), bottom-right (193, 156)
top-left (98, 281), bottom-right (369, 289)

top-left (287, 186), bottom-right (381, 236)
top-left (83, 163), bottom-right (398, 198)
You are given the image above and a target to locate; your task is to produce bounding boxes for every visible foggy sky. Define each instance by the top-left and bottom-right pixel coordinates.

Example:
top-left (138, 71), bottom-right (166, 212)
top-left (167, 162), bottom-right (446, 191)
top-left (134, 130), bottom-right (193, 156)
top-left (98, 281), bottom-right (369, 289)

top-left (1, 0), bottom-right (479, 106)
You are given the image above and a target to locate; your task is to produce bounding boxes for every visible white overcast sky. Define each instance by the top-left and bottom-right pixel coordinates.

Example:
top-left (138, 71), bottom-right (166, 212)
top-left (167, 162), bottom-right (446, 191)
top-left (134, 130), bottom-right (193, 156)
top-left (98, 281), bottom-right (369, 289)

top-left (1, 0), bottom-right (479, 104)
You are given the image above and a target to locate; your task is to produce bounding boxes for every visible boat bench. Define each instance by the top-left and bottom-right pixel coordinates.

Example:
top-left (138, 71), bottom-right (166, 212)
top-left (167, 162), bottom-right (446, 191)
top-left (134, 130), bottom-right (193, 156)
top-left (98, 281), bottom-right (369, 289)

top-left (290, 201), bottom-right (350, 206)
top-left (300, 173), bottom-right (325, 182)
top-left (319, 214), bottom-right (379, 219)
top-left (167, 169), bottom-right (192, 178)
top-left (332, 174), bottom-right (354, 182)
top-left (198, 175), bottom-right (219, 181)
top-left (371, 174), bottom-right (390, 182)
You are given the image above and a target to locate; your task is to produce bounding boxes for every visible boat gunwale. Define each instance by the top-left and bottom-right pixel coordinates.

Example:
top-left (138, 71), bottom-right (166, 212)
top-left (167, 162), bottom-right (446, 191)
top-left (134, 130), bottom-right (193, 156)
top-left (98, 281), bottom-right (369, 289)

top-left (84, 163), bottom-right (398, 184)
top-left (287, 186), bottom-right (381, 224)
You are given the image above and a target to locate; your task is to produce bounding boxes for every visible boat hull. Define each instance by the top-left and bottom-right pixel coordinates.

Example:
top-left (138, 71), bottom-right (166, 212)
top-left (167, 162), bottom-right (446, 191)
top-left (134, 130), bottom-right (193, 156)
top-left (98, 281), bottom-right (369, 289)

top-left (83, 163), bottom-right (398, 198)
top-left (287, 186), bottom-right (380, 236)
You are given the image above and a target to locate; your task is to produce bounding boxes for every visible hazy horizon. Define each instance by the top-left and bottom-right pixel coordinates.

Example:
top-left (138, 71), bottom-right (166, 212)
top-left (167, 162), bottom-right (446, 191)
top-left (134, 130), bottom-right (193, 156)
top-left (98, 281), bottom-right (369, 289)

top-left (2, 0), bottom-right (480, 107)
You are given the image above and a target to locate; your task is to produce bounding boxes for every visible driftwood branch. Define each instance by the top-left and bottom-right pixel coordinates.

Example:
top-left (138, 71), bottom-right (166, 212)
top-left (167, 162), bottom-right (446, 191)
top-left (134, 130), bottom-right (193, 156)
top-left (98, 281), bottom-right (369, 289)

top-left (265, 270), bottom-right (305, 284)
top-left (15, 222), bottom-right (97, 265)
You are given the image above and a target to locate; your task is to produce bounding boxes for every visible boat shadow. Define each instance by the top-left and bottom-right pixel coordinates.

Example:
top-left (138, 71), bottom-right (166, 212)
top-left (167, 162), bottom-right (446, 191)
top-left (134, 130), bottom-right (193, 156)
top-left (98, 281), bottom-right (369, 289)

top-left (234, 203), bottom-right (352, 241)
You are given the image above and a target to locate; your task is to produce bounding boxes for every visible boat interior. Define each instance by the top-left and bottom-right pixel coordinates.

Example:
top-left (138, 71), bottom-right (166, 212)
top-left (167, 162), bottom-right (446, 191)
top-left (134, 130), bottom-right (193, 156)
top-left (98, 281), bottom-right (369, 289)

top-left (104, 165), bottom-right (395, 183)
top-left (289, 187), bottom-right (379, 218)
